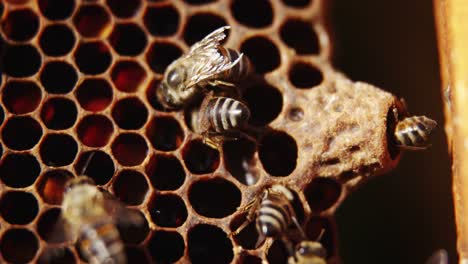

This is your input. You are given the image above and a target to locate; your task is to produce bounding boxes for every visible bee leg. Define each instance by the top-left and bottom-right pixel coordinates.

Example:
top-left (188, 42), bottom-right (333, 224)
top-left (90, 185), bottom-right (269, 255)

top-left (397, 144), bottom-right (430, 151)
top-left (399, 97), bottom-right (409, 114)
top-left (207, 131), bottom-right (243, 144)
top-left (230, 197), bottom-right (261, 237)
top-left (392, 107), bottom-right (400, 121)
top-left (208, 80), bottom-right (236, 87)
top-left (238, 131), bottom-right (259, 145)
top-left (280, 235), bottom-right (295, 261)
top-left (201, 133), bottom-right (222, 149)
top-left (254, 229), bottom-right (266, 248)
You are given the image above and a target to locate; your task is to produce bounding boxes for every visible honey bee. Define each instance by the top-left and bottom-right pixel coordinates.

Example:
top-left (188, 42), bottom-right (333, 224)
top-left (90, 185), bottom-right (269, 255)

top-left (189, 94), bottom-right (251, 147)
top-left (393, 115), bottom-right (437, 150)
top-left (288, 240), bottom-right (327, 264)
top-left (425, 249), bottom-right (448, 264)
top-left (231, 185), bottom-right (303, 248)
top-left (62, 176), bottom-right (126, 264)
top-left (61, 154), bottom-right (142, 264)
top-left (157, 26), bottom-right (252, 110)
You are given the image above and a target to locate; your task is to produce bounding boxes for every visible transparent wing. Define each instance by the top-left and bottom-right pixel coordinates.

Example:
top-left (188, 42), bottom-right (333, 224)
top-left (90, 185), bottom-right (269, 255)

top-left (43, 209), bottom-right (77, 245)
top-left (101, 190), bottom-right (144, 227)
top-left (187, 26), bottom-right (230, 55)
top-left (182, 26), bottom-right (243, 89)
top-left (425, 249), bottom-right (448, 264)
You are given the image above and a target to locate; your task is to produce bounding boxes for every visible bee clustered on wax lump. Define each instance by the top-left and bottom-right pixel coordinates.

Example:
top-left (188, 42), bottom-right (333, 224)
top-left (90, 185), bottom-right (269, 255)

top-left (0, 0), bottom-right (403, 263)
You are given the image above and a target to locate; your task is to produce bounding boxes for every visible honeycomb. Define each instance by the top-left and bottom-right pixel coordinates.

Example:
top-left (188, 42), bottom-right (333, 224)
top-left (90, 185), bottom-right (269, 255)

top-left (0, 0), bottom-right (406, 263)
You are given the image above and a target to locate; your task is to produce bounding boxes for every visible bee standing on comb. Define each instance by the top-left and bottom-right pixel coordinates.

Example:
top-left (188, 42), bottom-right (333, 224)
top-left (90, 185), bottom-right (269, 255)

top-left (61, 153), bottom-right (142, 264)
top-left (230, 185), bottom-right (304, 253)
top-left (157, 26), bottom-right (252, 110)
top-left (188, 93), bottom-right (252, 148)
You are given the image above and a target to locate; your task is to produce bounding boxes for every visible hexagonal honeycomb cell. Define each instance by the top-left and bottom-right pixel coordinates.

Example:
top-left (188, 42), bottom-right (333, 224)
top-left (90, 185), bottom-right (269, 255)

top-left (0, 0), bottom-right (409, 263)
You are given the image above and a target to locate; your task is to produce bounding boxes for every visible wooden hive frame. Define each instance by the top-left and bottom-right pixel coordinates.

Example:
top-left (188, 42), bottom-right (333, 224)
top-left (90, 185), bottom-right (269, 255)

top-left (435, 0), bottom-right (468, 262)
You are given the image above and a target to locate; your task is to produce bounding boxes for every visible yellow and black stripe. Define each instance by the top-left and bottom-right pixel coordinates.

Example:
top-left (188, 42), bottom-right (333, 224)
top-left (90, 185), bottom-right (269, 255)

top-left (394, 116), bottom-right (437, 148)
top-left (79, 220), bottom-right (125, 264)
top-left (257, 186), bottom-right (295, 237)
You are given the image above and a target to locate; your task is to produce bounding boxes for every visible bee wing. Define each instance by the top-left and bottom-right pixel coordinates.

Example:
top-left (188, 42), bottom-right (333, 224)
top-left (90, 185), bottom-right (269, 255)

top-left (187, 26), bottom-right (230, 56)
top-left (182, 26), bottom-right (243, 90)
top-left (45, 212), bottom-right (77, 244)
top-left (425, 249), bottom-right (448, 264)
top-left (101, 192), bottom-right (144, 227)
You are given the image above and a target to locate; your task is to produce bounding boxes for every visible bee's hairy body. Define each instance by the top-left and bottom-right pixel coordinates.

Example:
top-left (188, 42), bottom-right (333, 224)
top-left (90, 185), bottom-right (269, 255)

top-left (157, 26), bottom-right (252, 110)
top-left (257, 185), bottom-right (296, 237)
top-left (232, 185), bottom-right (297, 240)
top-left (394, 115), bottom-right (437, 149)
top-left (62, 177), bottom-right (125, 264)
top-left (288, 241), bottom-right (327, 264)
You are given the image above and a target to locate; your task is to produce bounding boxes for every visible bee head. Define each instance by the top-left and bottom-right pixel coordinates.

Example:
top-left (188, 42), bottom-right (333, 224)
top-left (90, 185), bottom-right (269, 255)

top-left (64, 176), bottom-right (95, 193)
top-left (157, 66), bottom-right (192, 110)
top-left (296, 241), bottom-right (327, 259)
top-left (157, 81), bottom-right (182, 110)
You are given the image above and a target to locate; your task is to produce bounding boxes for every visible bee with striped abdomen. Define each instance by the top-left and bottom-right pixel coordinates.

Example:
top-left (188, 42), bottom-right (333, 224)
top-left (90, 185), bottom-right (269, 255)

top-left (62, 176), bottom-right (126, 264)
top-left (231, 185), bottom-right (303, 249)
top-left (189, 94), bottom-right (251, 147)
top-left (157, 26), bottom-right (252, 110)
top-left (61, 154), bottom-right (142, 264)
top-left (393, 114), bottom-right (437, 150)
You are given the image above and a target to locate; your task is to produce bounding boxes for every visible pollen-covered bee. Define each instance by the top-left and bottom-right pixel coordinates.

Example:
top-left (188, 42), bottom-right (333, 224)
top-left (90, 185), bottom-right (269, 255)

top-left (189, 94), bottom-right (251, 147)
top-left (231, 185), bottom-right (303, 248)
top-left (393, 115), bottom-right (437, 150)
top-left (62, 176), bottom-right (126, 264)
top-left (61, 154), bottom-right (142, 264)
top-left (157, 26), bottom-right (252, 110)
top-left (288, 240), bottom-right (327, 264)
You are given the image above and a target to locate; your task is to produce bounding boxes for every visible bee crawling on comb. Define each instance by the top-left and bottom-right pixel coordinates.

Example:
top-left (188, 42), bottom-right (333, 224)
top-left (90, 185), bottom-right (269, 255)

top-left (230, 184), bottom-right (328, 263)
top-left (61, 153), bottom-right (143, 264)
top-left (188, 92), bottom-right (253, 148)
top-left (230, 185), bottom-right (305, 252)
top-left (157, 26), bottom-right (252, 110)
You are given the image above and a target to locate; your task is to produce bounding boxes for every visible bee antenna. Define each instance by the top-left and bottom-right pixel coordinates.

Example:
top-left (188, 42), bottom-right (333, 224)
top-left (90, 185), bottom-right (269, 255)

top-left (79, 151), bottom-right (96, 176)
top-left (291, 216), bottom-right (307, 240)
top-left (316, 229), bottom-right (325, 242)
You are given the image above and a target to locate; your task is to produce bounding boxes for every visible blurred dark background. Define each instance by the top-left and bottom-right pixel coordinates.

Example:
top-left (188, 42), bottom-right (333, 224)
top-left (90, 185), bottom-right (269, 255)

top-left (329, 0), bottom-right (457, 263)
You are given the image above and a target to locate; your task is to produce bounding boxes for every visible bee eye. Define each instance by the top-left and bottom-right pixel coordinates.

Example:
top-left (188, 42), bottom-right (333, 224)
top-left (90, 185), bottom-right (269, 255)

top-left (298, 245), bottom-right (311, 256)
top-left (167, 68), bottom-right (184, 87)
top-left (298, 242), bottom-right (327, 258)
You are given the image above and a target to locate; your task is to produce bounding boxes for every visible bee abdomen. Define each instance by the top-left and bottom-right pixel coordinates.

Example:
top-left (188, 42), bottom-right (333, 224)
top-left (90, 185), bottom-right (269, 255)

top-left (207, 97), bottom-right (250, 133)
top-left (80, 221), bottom-right (125, 264)
top-left (394, 115), bottom-right (437, 148)
top-left (257, 200), bottom-right (292, 237)
top-left (218, 47), bottom-right (252, 82)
